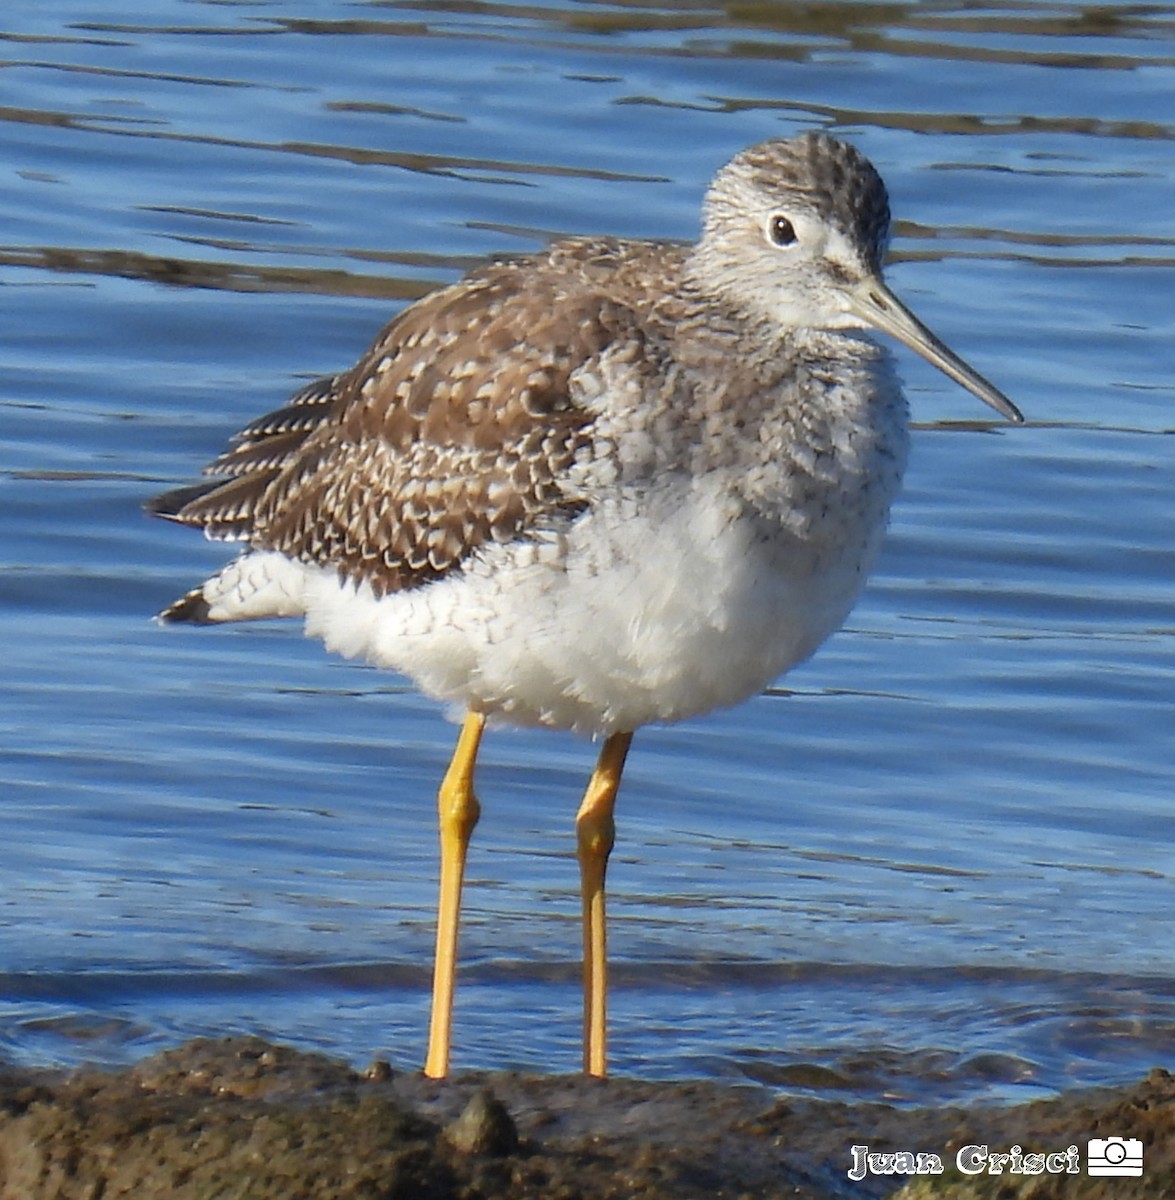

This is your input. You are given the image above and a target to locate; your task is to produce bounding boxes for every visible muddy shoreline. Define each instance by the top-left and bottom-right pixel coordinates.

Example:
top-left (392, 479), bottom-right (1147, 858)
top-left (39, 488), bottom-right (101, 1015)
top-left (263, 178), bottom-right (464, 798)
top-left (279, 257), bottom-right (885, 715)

top-left (0, 1037), bottom-right (1169, 1198)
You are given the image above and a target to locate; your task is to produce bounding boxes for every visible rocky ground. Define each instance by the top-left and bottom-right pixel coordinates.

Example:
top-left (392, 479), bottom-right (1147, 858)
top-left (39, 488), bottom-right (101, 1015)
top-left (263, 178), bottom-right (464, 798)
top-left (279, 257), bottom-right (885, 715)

top-left (0, 1037), bottom-right (1169, 1198)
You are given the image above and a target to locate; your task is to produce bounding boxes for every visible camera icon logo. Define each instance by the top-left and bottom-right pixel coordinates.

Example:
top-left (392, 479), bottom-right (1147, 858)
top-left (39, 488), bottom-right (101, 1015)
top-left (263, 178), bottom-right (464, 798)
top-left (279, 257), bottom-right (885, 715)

top-left (1087, 1136), bottom-right (1144, 1177)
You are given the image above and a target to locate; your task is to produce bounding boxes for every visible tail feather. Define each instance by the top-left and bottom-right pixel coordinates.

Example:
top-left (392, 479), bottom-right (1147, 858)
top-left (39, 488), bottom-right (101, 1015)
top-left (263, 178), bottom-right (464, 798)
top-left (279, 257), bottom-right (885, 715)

top-left (157, 586), bottom-right (214, 625)
top-left (155, 552), bottom-right (309, 626)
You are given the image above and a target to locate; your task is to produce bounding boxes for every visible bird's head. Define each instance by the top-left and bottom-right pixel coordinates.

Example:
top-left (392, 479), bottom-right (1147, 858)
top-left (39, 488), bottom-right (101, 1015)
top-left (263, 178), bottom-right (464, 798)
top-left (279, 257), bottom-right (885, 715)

top-left (691, 133), bottom-right (1023, 423)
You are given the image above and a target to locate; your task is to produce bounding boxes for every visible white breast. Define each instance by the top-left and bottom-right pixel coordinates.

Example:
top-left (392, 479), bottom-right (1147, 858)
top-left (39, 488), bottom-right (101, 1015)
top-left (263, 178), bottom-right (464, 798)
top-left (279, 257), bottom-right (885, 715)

top-left (293, 462), bottom-right (890, 737)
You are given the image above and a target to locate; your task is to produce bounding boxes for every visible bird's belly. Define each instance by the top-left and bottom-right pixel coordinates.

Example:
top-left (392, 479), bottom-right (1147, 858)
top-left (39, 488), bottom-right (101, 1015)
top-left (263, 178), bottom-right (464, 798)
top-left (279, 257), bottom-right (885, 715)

top-left (301, 478), bottom-right (886, 737)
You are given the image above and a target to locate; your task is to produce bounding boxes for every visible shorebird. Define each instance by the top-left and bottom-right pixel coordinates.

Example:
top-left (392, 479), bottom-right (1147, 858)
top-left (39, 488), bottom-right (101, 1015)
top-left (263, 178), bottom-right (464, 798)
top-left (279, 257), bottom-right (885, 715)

top-left (149, 132), bottom-right (1023, 1079)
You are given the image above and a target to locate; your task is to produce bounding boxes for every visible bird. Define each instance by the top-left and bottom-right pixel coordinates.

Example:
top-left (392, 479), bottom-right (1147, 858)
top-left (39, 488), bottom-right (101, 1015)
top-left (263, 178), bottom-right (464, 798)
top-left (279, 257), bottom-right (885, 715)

top-left (148, 131), bottom-right (1024, 1081)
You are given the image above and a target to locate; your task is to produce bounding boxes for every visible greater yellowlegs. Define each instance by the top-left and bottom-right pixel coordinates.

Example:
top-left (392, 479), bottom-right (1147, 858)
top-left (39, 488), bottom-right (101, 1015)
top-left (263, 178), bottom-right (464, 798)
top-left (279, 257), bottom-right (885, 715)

top-left (149, 132), bottom-right (1023, 1079)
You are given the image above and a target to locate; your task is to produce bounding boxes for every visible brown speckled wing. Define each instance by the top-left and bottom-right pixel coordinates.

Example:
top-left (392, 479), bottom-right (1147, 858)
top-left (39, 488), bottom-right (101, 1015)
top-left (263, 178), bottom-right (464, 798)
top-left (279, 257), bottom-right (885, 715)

top-left (149, 244), bottom-right (648, 595)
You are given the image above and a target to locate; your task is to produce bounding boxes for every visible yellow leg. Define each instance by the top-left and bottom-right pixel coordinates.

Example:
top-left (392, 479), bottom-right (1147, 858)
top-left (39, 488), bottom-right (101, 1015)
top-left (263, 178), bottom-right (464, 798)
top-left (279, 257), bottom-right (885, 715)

top-left (575, 731), bottom-right (633, 1078)
top-left (424, 711), bottom-right (485, 1079)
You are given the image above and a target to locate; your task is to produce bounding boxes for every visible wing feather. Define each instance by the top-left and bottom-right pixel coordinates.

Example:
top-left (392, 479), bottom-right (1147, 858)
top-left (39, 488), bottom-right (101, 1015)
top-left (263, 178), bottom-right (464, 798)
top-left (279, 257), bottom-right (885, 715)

top-left (148, 241), bottom-right (660, 595)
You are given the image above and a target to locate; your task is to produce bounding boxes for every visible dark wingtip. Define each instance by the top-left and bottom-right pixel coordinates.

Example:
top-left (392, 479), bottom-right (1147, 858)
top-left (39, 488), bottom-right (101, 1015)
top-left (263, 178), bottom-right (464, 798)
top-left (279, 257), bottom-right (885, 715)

top-left (157, 586), bottom-right (213, 625)
top-left (145, 481), bottom-right (218, 521)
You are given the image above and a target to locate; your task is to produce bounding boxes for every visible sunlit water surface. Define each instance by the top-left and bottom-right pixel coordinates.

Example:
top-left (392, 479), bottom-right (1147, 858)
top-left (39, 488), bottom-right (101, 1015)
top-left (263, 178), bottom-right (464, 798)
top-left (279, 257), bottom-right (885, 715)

top-left (2, 1), bottom-right (1173, 1106)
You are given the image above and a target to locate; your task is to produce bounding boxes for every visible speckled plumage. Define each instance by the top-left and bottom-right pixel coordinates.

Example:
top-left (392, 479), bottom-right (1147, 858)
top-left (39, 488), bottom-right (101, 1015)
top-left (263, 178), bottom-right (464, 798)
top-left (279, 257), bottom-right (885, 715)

top-left (149, 132), bottom-right (1024, 1079)
top-left (150, 133), bottom-right (1018, 736)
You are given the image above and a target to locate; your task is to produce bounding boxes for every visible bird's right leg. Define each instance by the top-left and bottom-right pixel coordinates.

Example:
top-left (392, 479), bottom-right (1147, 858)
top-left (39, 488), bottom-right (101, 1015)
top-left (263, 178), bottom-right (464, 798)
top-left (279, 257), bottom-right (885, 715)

top-left (424, 710), bottom-right (485, 1079)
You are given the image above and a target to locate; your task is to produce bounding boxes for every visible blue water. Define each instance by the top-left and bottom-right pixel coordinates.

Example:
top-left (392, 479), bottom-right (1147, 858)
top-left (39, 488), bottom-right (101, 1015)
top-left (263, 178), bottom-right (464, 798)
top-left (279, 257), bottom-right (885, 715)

top-left (1, 1), bottom-right (1173, 1105)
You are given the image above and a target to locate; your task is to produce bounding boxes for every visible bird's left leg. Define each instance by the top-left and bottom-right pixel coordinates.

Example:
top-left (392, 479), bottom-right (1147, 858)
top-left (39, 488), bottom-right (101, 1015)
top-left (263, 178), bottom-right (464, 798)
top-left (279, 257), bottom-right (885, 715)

top-left (575, 730), bottom-right (633, 1078)
top-left (424, 709), bottom-right (486, 1079)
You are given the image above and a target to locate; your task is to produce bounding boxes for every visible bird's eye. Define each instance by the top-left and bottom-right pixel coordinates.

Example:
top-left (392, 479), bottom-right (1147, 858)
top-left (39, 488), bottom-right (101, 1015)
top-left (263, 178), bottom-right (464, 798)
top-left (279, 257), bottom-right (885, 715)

top-left (768, 215), bottom-right (797, 247)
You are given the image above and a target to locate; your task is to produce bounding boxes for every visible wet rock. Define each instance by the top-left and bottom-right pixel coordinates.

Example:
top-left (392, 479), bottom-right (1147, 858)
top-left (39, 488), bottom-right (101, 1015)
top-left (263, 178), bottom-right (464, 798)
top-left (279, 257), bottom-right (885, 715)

top-left (365, 1058), bottom-right (394, 1082)
top-left (0, 1039), bottom-right (1169, 1199)
top-left (444, 1087), bottom-right (519, 1156)
top-left (129, 1033), bottom-right (360, 1099)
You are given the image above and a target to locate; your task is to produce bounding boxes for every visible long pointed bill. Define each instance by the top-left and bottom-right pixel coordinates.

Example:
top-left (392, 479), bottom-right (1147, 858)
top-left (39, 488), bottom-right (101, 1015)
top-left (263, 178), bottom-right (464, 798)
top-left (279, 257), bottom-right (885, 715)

top-left (848, 278), bottom-right (1024, 423)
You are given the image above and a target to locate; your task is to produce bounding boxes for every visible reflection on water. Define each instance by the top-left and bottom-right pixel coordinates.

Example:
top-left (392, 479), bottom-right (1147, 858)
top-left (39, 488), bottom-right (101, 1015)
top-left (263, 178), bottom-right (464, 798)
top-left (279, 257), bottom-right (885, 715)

top-left (1, 0), bottom-right (1172, 1100)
